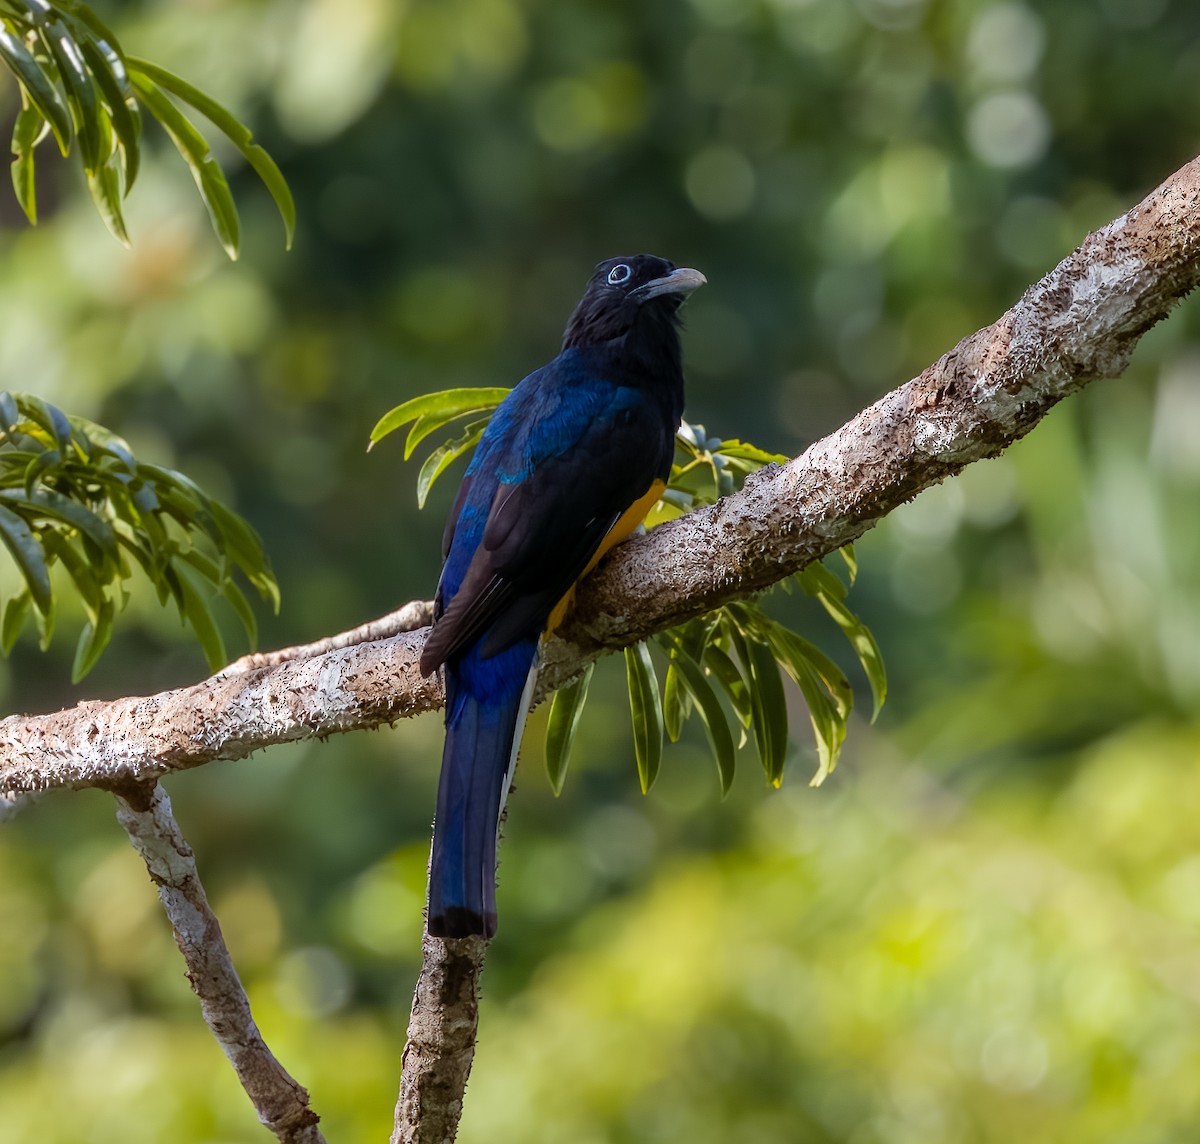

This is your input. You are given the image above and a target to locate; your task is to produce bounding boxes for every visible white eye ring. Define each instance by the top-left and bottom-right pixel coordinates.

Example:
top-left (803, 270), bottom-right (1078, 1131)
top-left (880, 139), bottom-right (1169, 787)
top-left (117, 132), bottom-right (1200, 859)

top-left (607, 263), bottom-right (632, 285)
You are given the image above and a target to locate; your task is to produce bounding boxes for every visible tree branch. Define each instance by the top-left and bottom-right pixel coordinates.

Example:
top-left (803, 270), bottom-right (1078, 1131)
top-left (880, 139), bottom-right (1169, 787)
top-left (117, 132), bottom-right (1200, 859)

top-left (391, 933), bottom-right (489, 1144)
top-left (1, 152), bottom-right (1199, 798)
top-left (113, 781), bottom-right (326, 1143)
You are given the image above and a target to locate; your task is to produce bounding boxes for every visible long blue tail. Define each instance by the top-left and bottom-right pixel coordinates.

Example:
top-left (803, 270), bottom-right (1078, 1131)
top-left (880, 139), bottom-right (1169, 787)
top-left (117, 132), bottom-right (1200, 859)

top-left (427, 648), bottom-right (537, 939)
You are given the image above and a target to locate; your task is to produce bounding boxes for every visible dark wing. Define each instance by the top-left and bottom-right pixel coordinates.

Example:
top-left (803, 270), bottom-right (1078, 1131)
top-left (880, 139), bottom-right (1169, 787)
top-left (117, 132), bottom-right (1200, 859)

top-left (420, 399), bottom-right (669, 673)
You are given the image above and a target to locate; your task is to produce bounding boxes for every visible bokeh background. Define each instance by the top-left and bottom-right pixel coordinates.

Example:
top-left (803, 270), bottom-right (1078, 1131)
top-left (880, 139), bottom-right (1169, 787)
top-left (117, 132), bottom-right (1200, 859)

top-left (2, 0), bottom-right (1200, 1140)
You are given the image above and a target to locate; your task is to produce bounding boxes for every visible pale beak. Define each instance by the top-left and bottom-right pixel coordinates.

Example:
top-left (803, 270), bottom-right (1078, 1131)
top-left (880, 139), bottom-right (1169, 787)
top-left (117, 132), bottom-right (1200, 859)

top-left (630, 267), bottom-right (707, 302)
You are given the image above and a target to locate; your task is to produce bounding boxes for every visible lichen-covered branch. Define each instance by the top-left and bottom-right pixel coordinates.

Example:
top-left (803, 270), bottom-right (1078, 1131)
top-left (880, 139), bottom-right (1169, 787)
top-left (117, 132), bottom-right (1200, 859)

top-left (113, 781), bottom-right (326, 1144)
top-left (2, 152), bottom-right (1200, 797)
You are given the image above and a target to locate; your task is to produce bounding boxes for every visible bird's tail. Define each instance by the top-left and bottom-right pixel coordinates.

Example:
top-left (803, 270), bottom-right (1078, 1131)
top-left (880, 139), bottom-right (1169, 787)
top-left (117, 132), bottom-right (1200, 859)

top-left (427, 660), bottom-right (537, 939)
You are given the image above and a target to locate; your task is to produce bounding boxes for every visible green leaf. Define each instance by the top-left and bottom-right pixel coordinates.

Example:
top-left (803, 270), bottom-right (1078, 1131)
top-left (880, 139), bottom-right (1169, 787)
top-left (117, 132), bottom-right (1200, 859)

top-left (177, 546), bottom-right (257, 645)
top-left (129, 72), bottom-right (240, 259)
top-left (40, 18), bottom-right (102, 172)
top-left (127, 57), bottom-right (295, 248)
top-left (15, 393), bottom-right (72, 452)
top-left (1, 592), bottom-right (30, 653)
top-left (369, 387), bottom-right (511, 453)
top-left (713, 440), bottom-right (787, 465)
top-left (71, 592), bottom-right (113, 681)
top-left (727, 607), bottom-right (790, 786)
top-left (798, 559), bottom-right (849, 601)
top-left (85, 127), bottom-right (131, 245)
top-left (0, 28), bottom-right (71, 154)
top-left (80, 36), bottom-right (140, 191)
top-left (40, 529), bottom-right (102, 614)
top-left (662, 650), bottom-right (685, 742)
top-left (666, 641), bottom-right (738, 796)
top-left (800, 563), bottom-right (887, 719)
top-left (702, 642), bottom-right (753, 730)
top-left (173, 559), bottom-right (227, 670)
top-left (764, 623), bottom-right (848, 785)
top-left (0, 503), bottom-right (50, 614)
top-left (837, 542), bottom-right (858, 585)
top-left (208, 499), bottom-right (279, 610)
top-left (416, 417), bottom-right (488, 509)
top-left (624, 641), bottom-right (663, 794)
top-left (10, 98), bottom-right (45, 225)
top-left (544, 662), bottom-right (594, 796)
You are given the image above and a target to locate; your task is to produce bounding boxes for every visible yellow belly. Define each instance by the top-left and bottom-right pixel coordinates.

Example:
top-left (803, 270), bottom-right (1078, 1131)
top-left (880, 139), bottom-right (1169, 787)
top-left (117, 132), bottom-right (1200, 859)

top-left (545, 479), bottom-right (666, 635)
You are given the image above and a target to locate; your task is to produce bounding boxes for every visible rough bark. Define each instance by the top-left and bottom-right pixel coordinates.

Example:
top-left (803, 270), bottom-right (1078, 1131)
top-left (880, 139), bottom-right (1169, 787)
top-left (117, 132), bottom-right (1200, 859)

top-left (2, 153), bottom-right (1198, 799)
top-left (391, 934), bottom-right (489, 1144)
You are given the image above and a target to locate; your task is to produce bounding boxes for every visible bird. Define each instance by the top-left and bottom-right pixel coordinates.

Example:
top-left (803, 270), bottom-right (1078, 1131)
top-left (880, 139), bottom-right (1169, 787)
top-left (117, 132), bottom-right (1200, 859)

top-left (419, 254), bottom-right (705, 939)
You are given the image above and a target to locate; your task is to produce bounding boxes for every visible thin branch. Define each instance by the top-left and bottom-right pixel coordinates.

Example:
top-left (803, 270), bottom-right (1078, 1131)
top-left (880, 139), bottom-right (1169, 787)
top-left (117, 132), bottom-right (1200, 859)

top-left (221, 600), bottom-right (434, 676)
top-left (2, 152), bottom-right (1200, 797)
top-left (113, 780), bottom-right (326, 1144)
top-left (391, 933), bottom-right (489, 1144)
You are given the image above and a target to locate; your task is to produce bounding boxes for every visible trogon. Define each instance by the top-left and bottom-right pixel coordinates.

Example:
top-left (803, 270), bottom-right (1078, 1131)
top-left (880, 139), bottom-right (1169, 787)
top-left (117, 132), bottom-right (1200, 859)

top-left (420, 254), bottom-right (705, 939)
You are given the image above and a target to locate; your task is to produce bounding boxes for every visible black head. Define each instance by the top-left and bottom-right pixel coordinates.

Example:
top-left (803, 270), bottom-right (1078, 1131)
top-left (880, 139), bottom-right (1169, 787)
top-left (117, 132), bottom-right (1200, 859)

top-left (562, 254), bottom-right (706, 349)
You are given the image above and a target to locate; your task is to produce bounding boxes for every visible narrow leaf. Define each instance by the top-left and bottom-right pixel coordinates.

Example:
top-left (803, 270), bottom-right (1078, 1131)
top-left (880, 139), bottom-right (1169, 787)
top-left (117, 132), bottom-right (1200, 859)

top-left (369, 387), bottom-right (510, 451)
top-left (1, 592), bottom-right (30, 653)
top-left (129, 73), bottom-right (240, 259)
top-left (40, 19), bottom-right (102, 172)
top-left (416, 418), bottom-right (488, 509)
top-left (79, 37), bottom-right (140, 191)
top-left (71, 593), bottom-right (113, 681)
top-left (667, 642), bottom-right (738, 796)
top-left (544, 663), bottom-right (594, 795)
top-left (624, 641), bottom-right (663, 794)
top-left (837, 543), bottom-right (858, 584)
top-left (727, 607), bottom-right (790, 786)
top-left (0, 504), bottom-right (50, 614)
top-left (703, 642), bottom-right (753, 729)
top-left (0, 29), bottom-right (71, 153)
top-left (128, 57), bottom-right (295, 247)
top-left (173, 559), bottom-right (227, 670)
top-left (765, 624), bottom-right (847, 785)
top-left (10, 99), bottom-right (45, 224)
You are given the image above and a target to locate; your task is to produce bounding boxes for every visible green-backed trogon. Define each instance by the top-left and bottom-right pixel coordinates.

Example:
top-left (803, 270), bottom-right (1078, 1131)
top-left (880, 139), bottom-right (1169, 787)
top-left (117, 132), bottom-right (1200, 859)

top-left (419, 254), bottom-right (705, 939)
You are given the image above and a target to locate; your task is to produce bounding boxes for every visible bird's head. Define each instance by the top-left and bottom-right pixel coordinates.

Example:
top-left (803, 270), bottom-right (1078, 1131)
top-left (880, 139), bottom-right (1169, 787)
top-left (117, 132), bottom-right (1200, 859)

top-left (562, 254), bottom-right (706, 349)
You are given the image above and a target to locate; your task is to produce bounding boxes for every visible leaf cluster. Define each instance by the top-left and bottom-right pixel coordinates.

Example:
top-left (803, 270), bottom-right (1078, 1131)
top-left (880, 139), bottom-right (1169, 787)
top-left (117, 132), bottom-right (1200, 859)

top-left (373, 387), bottom-right (887, 793)
top-left (0, 391), bottom-right (278, 679)
top-left (0, 0), bottom-right (294, 256)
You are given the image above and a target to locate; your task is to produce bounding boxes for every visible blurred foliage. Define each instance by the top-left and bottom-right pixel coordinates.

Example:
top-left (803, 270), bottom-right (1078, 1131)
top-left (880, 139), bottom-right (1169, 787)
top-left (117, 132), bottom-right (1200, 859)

top-left (1, 0), bottom-right (1200, 1141)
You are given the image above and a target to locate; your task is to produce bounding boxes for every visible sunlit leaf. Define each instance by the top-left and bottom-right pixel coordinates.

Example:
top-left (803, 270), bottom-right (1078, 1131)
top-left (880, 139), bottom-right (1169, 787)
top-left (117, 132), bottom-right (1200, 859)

top-left (40, 17), bottom-right (102, 172)
top-left (129, 71), bottom-right (240, 259)
top-left (128, 57), bottom-right (295, 248)
top-left (1, 593), bottom-right (30, 654)
top-left (799, 562), bottom-right (887, 719)
top-left (544, 663), bottom-right (594, 795)
top-left (80, 36), bottom-right (140, 191)
top-left (416, 417), bottom-right (488, 509)
top-left (837, 543), bottom-right (858, 584)
top-left (369, 387), bottom-right (511, 453)
top-left (10, 98), bottom-right (45, 224)
top-left (0, 28), bottom-right (71, 153)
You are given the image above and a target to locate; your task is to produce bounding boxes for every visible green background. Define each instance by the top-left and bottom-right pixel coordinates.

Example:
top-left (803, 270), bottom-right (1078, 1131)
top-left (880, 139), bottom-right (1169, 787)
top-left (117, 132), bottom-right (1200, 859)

top-left (2, 0), bottom-right (1200, 1140)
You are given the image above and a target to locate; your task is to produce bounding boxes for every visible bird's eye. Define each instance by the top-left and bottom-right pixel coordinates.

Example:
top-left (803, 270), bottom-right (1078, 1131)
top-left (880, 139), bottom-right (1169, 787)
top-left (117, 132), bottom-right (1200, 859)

top-left (607, 264), bottom-right (632, 285)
